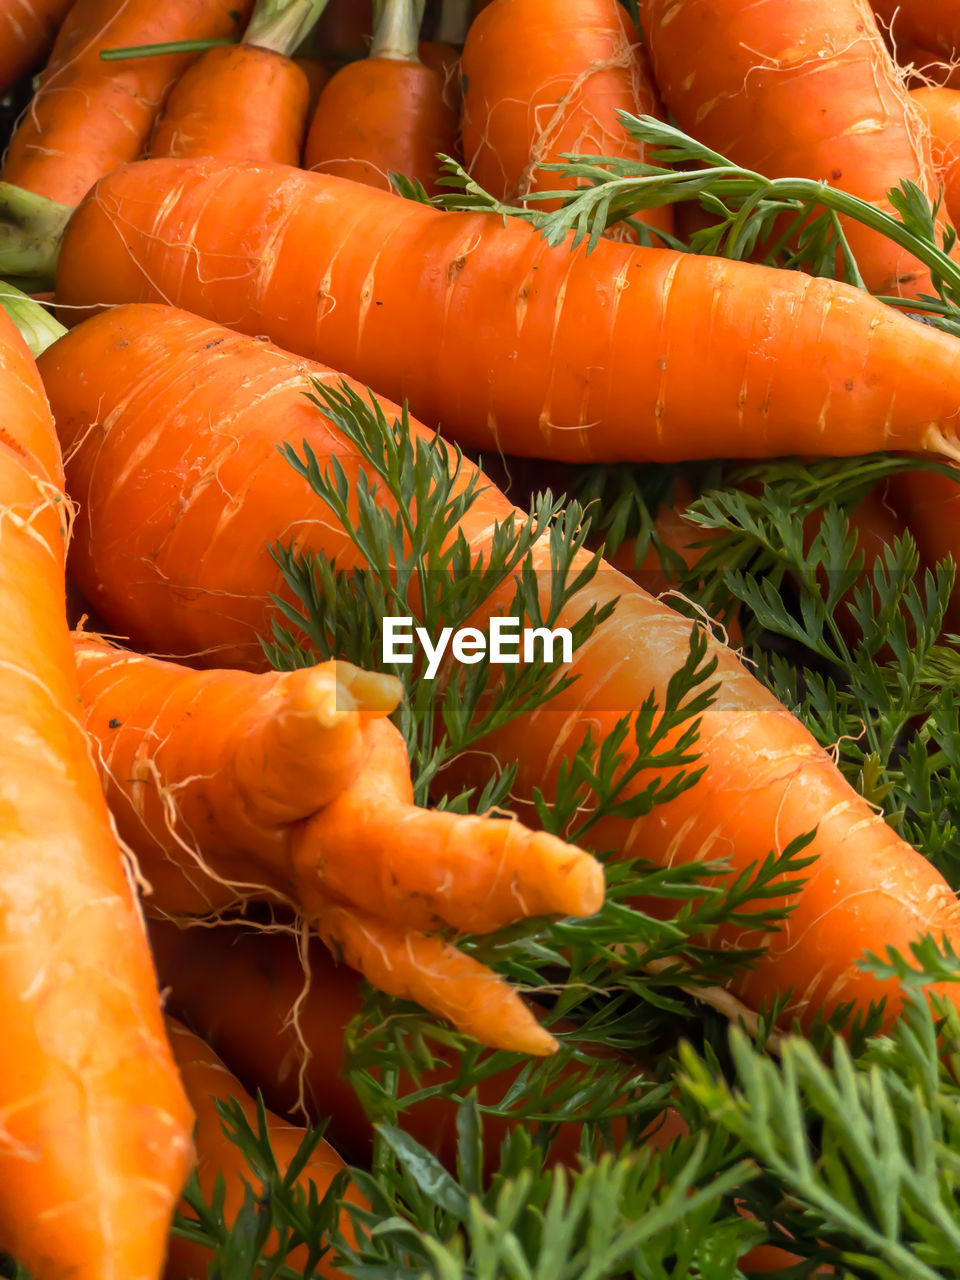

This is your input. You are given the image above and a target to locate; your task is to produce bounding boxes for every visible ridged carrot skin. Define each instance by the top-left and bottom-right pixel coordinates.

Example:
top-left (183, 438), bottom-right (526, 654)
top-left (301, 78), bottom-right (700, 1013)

top-left (149, 44), bottom-right (311, 165)
top-left (53, 156), bottom-right (960, 464)
top-left (38, 304), bottom-right (960, 1032)
top-left (0, 0), bottom-right (74, 92)
top-left (303, 56), bottom-right (458, 193)
top-left (637, 0), bottom-right (943, 298)
top-left (872, 0), bottom-right (960, 59)
top-left (165, 1018), bottom-right (357, 1280)
top-left (0, 0), bottom-right (252, 205)
top-left (0, 306), bottom-right (193, 1280)
top-left (911, 86), bottom-right (960, 227)
top-left (461, 0), bottom-right (673, 239)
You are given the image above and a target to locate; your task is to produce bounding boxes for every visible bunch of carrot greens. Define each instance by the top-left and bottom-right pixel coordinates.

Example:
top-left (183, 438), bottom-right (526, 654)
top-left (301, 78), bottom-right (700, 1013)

top-left (6, 0), bottom-right (960, 1277)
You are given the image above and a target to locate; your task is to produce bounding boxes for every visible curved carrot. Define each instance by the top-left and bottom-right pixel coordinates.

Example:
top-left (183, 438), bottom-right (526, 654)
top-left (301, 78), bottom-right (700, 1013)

top-left (871, 0), bottom-right (960, 61)
top-left (148, 0), bottom-right (329, 165)
top-left (637, 0), bottom-right (944, 298)
top-left (166, 1017), bottom-right (358, 1280)
top-left (0, 0), bottom-right (252, 205)
top-left (73, 635), bottom-right (602, 933)
top-left (51, 156), bottom-right (960, 464)
top-left (911, 86), bottom-right (960, 228)
top-left (303, 0), bottom-right (458, 193)
top-left (38, 303), bottom-right (960, 1033)
top-left (0, 0), bottom-right (74, 92)
top-left (0, 305), bottom-right (193, 1280)
top-left (461, 0), bottom-right (672, 240)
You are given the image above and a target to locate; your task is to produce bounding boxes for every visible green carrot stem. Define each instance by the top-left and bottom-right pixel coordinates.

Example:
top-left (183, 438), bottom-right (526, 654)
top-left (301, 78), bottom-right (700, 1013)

top-left (99, 37), bottom-right (237, 60)
top-left (370, 0), bottom-right (425, 61)
top-left (244, 0), bottom-right (332, 55)
top-left (0, 184), bottom-right (71, 285)
top-left (0, 280), bottom-right (66, 358)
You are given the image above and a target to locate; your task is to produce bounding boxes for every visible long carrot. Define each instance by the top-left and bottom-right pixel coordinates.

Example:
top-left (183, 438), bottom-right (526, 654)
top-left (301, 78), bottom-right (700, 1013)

top-left (871, 1), bottom-right (960, 61)
top-left (0, 304), bottom-right (193, 1280)
top-left (149, 0), bottom-right (329, 165)
top-left (44, 156), bottom-right (960, 464)
top-left (0, 0), bottom-right (252, 205)
top-left (73, 634), bottom-right (602, 1053)
top-left (460, 0), bottom-right (672, 240)
top-left (166, 1017), bottom-right (359, 1280)
top-left (910, 86), bottom-right (960, 228)
top-left (0, 0), bottom-right (74, 92)
top-left (637, 0), bottom-right (944, 298)
top-left (37, 303), bottom-right (960, 1033)
top-left (303, 0), bottom-right (457, 193)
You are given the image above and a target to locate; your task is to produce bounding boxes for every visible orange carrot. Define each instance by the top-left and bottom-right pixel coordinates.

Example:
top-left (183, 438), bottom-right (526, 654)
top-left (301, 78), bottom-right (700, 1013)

top-left (294, 53), bottom-right (332, 115)
top-left (50, 155), bottom-right (960, 464)
top-left (0, 0), bottom-right (74, 91)
top-left (887, 467), bottom-right (960, 631)
top-left (38, 303), bottom-right (960, 1034)
top-left (312, 0), bottom-right (372, 60)
top-left (637, 0), bottom-right (944, 298)
top-left (871, 1), bottom-right (960, 61)
top-left (303, 0), bottom-right (458, 193)
top-left (73, 635), bottom-right (602, 932)
top-left (148, 0), bottom-right (328, 165)
top-left (0, 304), bottom-right (193, 1280)
top-left (149, 919), bottom-right (685, 1169)
top-left (165, 1017), bottom-right (359, 1280)
top-left (73, 634), bottom-right (601, 1052)
top-left (461, 0), bottom-right (672, 240)
top-left (911, 86), bottom-right (960, 228)
top-left (0, 0), bottom-right (252, 205)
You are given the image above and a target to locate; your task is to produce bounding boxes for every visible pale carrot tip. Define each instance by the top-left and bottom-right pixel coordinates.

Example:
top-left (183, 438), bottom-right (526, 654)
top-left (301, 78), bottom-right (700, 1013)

top-left (516, 1022), bottom-right (560, 1056)
top-left (288, 667), bottom-right (354, 727)
top-left (336, 663), bottom-right (404, 716)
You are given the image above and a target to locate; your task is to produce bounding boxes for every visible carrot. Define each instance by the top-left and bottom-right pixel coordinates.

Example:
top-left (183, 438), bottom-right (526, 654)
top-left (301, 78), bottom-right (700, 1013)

top-left (0, 304), bottom-right (194, 1280)
top-left (47, 155), bottom-right (960, 464)
top-left (148, 0), bottom-right (329, 165)
top-left (871, 0), bottom-right (960, 61)
top-left (891, 41), bottom-right (960, 90)
top-left (73, 634), bottom-right (601, 1052)
top-left (460, 0), bottom-right (672, 240)
top-left (637, 0), bottom-right (945, 298)
top-left (0, 0), bottom-right (74, 92)
top-left (887, 467), bottom-right (960, 631)
top-left (294, 53), bottom-right (332, 115)
top-left (311, 0), bottom-right (372, 60)
top-left (418, 38), bottom-right (460, 114)
top-left (0, 0), bottom-right (252, 205)
top-left (37, 303), bottom-right (960, 1033)
top-left (149, 919), bottom-right (685, 1170)
top-left (165, 1017), bottom-right (359, 1280)
top-left (910, 86), bottom-right (960, 228)
top-left (73, 635), bottom-right (602, 929)
top-left (303, 0), bottom-right (458, 193)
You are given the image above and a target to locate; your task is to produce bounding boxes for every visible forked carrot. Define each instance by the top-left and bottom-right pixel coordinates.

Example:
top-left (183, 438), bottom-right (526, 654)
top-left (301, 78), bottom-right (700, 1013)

top-left (303, 0), bottom-right (458, 193)
top-left (37, 303), bottom-right (960, 1035)
top-left (149, 0), bottom-right (329, 165)
top-left (165, 1017), bottom-right (359, 1280)
top-left (637, 0), bottom-right (945, 297)
top-left (0, 0), bottom-right (252, 205)
top-left (45, 156), bottom-right (960, 464)
top-left (461, 0), bottom-right (672, 239)
top-left (0, 304), bottom-right (193, 1280)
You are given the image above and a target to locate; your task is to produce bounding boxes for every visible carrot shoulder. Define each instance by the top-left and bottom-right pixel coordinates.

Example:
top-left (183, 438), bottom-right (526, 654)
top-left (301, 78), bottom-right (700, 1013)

top-left (0, 0), bottom-right (74, 92)
top-left (53, 156), bottom-right (960, 463)
top-left (461, 0), bottom-right (672, 239)
top-left (0, 307), bottom-right (193, 1280)
top-left (637, 0), bottom-right (945, 298)
top-left (37, 303), bottom-right (960, 1036)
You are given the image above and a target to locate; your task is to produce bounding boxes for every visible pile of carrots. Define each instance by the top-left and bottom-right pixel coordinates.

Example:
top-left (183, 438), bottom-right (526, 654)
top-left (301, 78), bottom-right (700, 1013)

top-left (1, 0), bottom-right (960, 1275)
